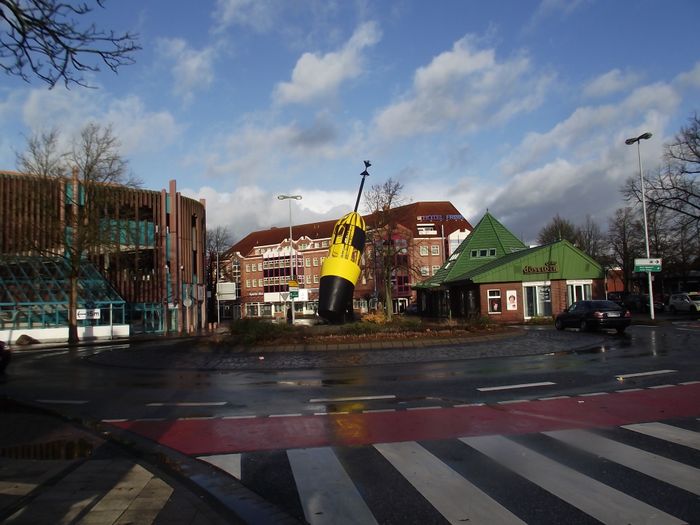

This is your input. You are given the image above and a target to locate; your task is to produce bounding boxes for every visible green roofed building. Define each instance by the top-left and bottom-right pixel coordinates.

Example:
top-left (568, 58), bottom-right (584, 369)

top-left (415, 212), bottom-right (604, 322)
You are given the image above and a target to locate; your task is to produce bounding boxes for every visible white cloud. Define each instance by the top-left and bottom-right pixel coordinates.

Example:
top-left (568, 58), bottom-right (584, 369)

top-left (19, 88), bottom-right (181, 157)
top-left (583, 69), bottom-right (641, 99)
top-left (373, 36), bottom-right (552, 139)
top-left (157, 38), bottom-right (216, 102)
top-left (273, 21), bottom-right (381, 105)
top-left (212, 0), bottom-right (280, 33)
top-left (183, 184), bottom-right (355, 240)
top-left (501, 81), bottom-right (679, 176)
top-left (674, 61), bottom-right (700, 89)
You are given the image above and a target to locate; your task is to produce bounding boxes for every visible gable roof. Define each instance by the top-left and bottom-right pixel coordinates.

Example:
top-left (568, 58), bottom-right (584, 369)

top-left (226, 201), bottom-right (472, 258)
top-left (417, 211), bottom-right (527, 287)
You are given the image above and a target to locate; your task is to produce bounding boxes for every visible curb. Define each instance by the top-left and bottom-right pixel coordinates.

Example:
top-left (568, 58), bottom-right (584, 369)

top-left (1, 398), bottom-right (300, 525)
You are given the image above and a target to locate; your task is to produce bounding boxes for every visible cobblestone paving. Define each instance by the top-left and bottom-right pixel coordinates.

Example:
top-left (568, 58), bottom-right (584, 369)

top-left (87, 327), bottom-right (607, 371)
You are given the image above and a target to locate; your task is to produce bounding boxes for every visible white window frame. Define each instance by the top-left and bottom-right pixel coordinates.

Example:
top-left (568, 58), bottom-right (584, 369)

top-left (431, 245), bottom-right (440, 256)
top-left (419, 246), bottom-right (429, 256)
top-left (487, 289), bottom-right (502, 314)
top-left (420, 266), bottom-right (430, 276)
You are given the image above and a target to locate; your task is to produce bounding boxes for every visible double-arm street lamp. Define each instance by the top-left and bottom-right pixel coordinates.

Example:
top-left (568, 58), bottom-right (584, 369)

top-left (625, 131), bottom-right (654, 320)
top-left (277, 194), bottom-right (302, 324)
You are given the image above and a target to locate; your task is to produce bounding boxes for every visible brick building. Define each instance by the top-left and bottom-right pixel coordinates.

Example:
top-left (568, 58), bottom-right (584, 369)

top-left (224, 202), bottom-right (472, 319)
top-left (416, 212), bottom-right (605, 321)
top-left (0, 170), bottom-right (207, 342)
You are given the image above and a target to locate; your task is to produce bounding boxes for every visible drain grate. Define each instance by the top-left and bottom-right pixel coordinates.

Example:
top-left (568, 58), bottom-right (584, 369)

top-left (0, 439), bottom-right (93, 460)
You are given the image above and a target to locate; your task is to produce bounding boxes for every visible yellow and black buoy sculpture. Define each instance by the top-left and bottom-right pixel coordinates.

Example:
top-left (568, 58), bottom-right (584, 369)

top-left (318, 161), bottom-right (371, 323)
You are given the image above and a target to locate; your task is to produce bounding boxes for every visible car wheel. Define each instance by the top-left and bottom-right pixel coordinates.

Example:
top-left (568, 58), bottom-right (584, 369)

top-left (579, 319), bottom-right (588, 332)
top-left (555, 319), bottom-right (564, 331)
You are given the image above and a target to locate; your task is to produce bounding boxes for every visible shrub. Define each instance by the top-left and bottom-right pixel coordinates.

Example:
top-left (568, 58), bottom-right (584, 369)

top-left (229, 318), bottom-right (294, 344)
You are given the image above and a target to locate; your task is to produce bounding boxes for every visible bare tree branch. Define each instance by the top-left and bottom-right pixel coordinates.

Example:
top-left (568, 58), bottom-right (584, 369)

top-left (0, 0), bottom-right (140, 88)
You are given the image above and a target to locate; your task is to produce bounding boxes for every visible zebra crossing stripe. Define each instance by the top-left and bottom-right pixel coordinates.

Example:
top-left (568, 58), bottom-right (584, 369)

top-left (199, 453), bottom-right (242, 480)
top-left (545, 429), bottom-right (700, 496)
top-left (461, 435), bottom-right (685, 525)
top-left (622, 422), bottom-right (700, 451)
top-left (374, 441), bottom-right (525, 525)
top-left (287, 447), bottom-right (378, 525)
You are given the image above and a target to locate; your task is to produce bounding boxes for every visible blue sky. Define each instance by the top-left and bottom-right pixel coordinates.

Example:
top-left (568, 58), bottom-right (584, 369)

top-left (1, 0), bottom-right (698, 243)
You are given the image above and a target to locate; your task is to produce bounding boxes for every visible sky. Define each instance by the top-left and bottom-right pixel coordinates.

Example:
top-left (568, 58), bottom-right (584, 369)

top-left (1, 0), bottom-right (699, 244)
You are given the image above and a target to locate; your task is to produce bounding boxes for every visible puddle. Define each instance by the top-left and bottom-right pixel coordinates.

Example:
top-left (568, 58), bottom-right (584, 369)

top-left (0, 439), bottom-right (93, 460)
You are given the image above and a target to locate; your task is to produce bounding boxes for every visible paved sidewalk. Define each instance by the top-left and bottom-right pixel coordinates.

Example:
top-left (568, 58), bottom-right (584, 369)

top-left (0, 401), bottom-right (238, 525)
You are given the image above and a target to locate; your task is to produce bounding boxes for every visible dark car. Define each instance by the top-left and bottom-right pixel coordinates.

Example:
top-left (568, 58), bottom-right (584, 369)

top-left (555, 300), bottom-right (632, 334)
top-left (0, 341), bottom-right (10, 373)
top-left (623, 293), bottom-right (664, 313)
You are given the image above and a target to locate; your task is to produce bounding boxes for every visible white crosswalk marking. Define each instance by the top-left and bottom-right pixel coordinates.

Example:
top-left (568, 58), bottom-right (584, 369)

top-left (375, 441), bottom-right (525, 525)
top-left (461, 435), bottom-right (685, 525)
top-left (623, 422), bottom-right (700, 450)
top-left (545, 429), bottom-right (700, 495)
top-left (287, 447), bottom-right (378, 525)
top-left (199, 453), bottom-right (242, 479)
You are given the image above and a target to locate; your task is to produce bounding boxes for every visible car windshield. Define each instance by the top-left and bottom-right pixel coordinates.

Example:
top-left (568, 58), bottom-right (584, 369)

top-left (589, 300), bottom-right (622, 309)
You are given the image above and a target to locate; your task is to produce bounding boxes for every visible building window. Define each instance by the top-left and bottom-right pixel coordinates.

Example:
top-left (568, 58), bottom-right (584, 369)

top-left (432, 265), bottom-right (440, 275)
top-left (420, 266), bottom-right (430, 276)
top-left (487, 289), bottom-right (502, 314)
top-left (431, 245), bottom-right (440, 255)
top-left (420, 246), bottom-right (429, 256)
top-left (245, 264), bottom-right (251, 272)
top-left (524, 284), bottom-right (552, 318)
top-left (567, 281), bottom-right (592, 305)
top-left (489, 248), bottom-right (496, 257)
top-left (313, 257), bottom-right (318, 266)
top-left (305, 258), bottom-right (311, 267)
top-left (313, 274), bottom-right (319, 283)
top-left (245, 279), bottom-right (250, 288)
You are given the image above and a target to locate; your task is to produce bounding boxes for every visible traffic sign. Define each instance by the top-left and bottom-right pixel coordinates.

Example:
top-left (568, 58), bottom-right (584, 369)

top-left (634, 258), bottom-right (662, 272)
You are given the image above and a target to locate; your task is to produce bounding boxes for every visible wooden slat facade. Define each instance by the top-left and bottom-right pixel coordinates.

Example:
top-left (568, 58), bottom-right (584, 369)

top-left (0, 171), bottom-right (207, 332)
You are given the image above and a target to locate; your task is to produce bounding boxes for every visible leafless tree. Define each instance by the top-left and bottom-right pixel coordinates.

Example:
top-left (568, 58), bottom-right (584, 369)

top-left (625, 112), bottom-right (699, 229)
top-left (607, 207), bottom-right (644, 291)
top-left (1, 0), bottom-right (140, 88)
top-left (537, 214), bottom-right (578, 245)
top-left (17, 123), bottom-right (137, 343)
top-left (363, 178), bottom-right (415, 321)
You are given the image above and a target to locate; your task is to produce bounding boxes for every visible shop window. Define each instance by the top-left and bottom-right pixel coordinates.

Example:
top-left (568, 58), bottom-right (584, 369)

top-left (487, 289), bottom-right (502, 314)
top-left (524, 284), bottom-right (552, 318)
top-left (567, 281), bottom-right (592, 305)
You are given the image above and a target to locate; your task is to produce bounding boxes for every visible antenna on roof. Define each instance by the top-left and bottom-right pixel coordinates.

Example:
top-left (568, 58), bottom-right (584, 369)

top-left (354, 160), bottom-right (371, 212)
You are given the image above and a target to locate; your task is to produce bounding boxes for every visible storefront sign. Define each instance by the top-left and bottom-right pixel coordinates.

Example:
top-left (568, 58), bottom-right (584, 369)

top-left (523, 261), bottom-right (558, 274)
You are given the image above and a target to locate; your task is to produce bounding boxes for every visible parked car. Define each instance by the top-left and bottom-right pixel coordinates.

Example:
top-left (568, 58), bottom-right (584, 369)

top-left (668, 292), bottom-right (700, 313)
top-left (555, 300), bottom-right (632, 334)
top-left (0, 341), bottom-right (10, 373)
top-left (607, 292), bottom-right (625, 306)
top-left (622, 293), bottom-right (664, 313)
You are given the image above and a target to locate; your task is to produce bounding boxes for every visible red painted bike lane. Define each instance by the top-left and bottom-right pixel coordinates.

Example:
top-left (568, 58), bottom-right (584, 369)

top-left (110, 383), bottom-right (700, 455)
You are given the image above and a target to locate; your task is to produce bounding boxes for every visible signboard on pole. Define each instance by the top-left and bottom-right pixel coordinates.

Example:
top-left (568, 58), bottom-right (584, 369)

top-left (77, 308), bottom-right (101, 320)
top-left (217, 282), bottom-right (237, 300)
top-left (634, 258), bottom-right (662, 273)
top-left (288, 279), bottom-right (299, 299)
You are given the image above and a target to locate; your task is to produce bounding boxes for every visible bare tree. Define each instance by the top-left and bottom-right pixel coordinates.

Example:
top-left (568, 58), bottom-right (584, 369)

top-left (575, 215), bottom-right (606, 259)
top-left (1, 0), bottom-right (140, 88)
top-left (607, 207), bottom-right (644, 291)
top-left (363, 178), bottom-right (413, 321)
top-left (17, 123), bottom-right (137, 343)
top-left (537, 214), bottom-right (578, 245)
top-left (625, 112), bottom-right (700, 229)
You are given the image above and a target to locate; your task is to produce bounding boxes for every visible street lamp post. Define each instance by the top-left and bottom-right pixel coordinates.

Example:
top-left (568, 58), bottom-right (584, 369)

top-left (277, 194), bottom-right (302, 324)
top-left (625, 131), bottom-right (654, 320)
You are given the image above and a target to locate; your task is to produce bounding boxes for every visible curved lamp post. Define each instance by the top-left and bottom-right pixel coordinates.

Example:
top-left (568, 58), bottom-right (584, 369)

top-left (625, 132), bottom-right (654, 320)
top-left (277, 194), bottom-right (302, 324)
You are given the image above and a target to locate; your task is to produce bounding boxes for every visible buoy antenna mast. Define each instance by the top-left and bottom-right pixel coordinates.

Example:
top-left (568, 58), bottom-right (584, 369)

top-left (354, 160), bottom-right (371, 212)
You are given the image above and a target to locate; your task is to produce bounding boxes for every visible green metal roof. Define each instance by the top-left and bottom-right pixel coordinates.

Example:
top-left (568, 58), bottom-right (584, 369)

top-left (416, 211), bottom-right (527, 288)
top-left (447, 239), bottom-right (603, 283)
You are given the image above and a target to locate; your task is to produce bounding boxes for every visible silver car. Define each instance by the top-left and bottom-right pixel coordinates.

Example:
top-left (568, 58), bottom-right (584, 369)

top-left (668, 292), bottom-right (700, 313)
